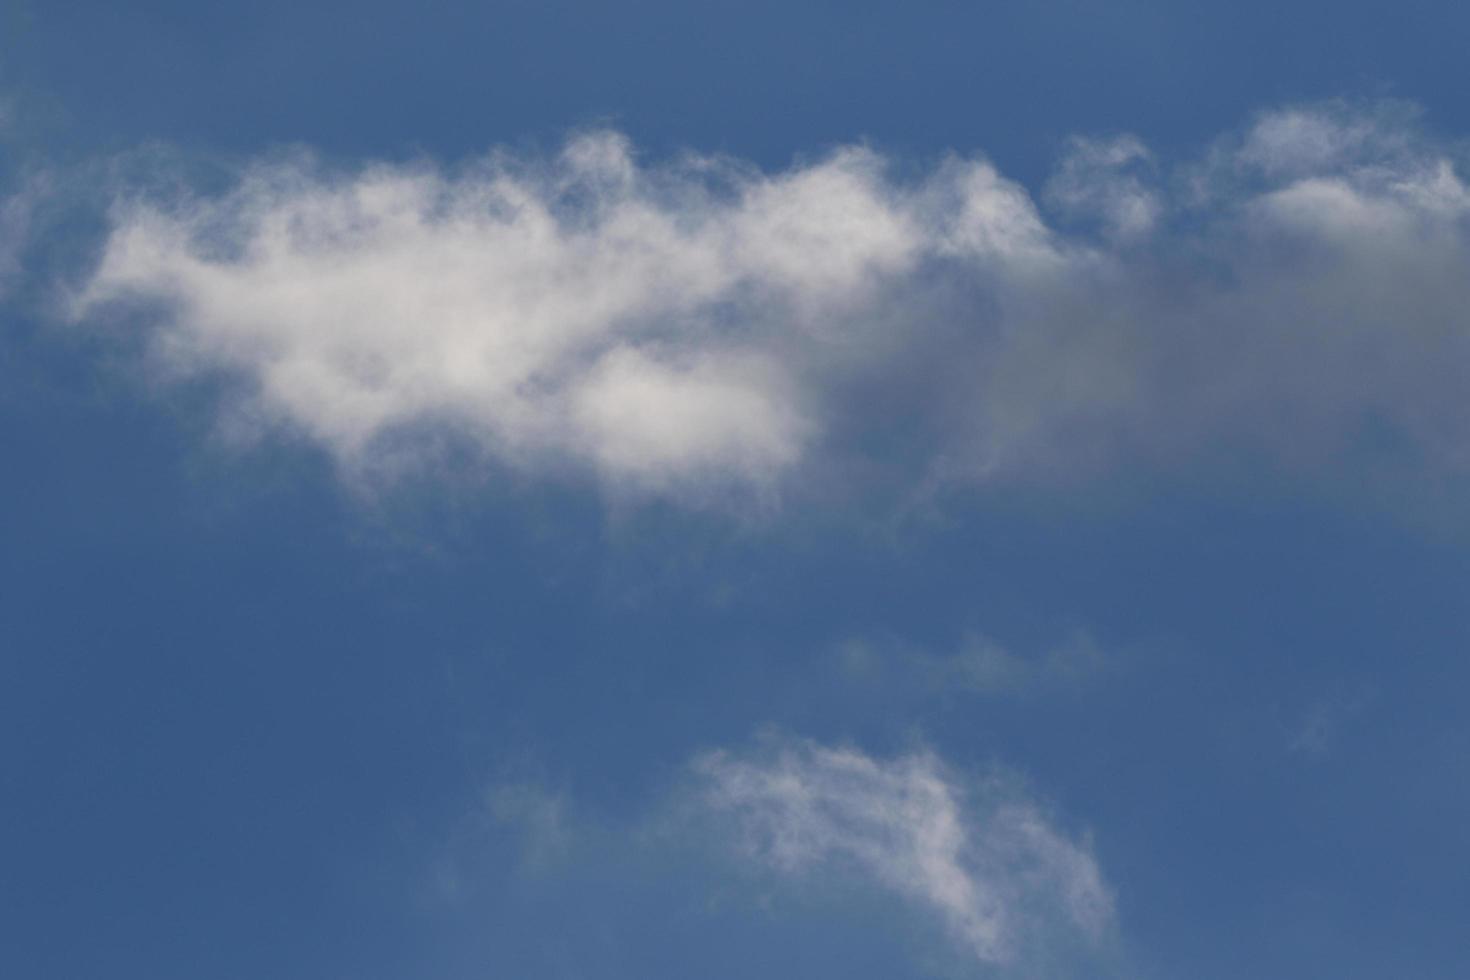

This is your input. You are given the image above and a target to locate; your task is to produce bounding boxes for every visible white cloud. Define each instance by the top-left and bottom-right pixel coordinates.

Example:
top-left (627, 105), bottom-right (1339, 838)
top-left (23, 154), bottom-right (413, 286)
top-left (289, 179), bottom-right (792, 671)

top-left (66, 129), bottom-right (1067, 501)
top-left (693, 737), bottom-right (1112, 967)
top-left (73, 134), bottom-right (988, 497)
top-left (71, 102), bottom-right (1470, 506)
top-left (569, 346), bottom-right (808, 493)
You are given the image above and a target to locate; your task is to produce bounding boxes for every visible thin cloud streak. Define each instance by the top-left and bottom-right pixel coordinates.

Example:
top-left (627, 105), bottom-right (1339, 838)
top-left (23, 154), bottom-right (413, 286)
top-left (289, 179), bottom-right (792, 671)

top-left (693, 737), bottom-right (1113, 967)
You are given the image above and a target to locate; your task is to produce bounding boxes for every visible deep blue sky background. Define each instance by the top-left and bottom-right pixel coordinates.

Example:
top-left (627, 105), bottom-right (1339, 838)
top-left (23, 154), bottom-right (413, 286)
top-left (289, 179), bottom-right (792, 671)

top-left (10, 0), bottom-right (1470, 177)
top-left (4, 3), bottom-right (1470, 979)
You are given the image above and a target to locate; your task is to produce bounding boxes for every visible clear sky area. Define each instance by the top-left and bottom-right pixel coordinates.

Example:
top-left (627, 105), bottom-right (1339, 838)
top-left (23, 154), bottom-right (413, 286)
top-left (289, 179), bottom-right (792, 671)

top-left (3, 3), bottom-right (1470, 978)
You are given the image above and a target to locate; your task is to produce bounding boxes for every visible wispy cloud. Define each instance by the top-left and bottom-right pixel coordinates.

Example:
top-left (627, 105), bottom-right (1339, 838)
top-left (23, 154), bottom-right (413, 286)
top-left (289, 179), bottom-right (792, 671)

top-left (1287, 686), bottom-right (1375, 759)
top-left (428, 774), bottom-right (576, 908)
top-left (484, 779), bottom-right (572, 867)
top-left (0, 170), bottom-right (43, 297)
top-left (69, 100), bottom-right (1470, 507)
top-left (839, 630), bottom-right (1109, 698)
top-left (692, 736), bottom-right (1113, 968)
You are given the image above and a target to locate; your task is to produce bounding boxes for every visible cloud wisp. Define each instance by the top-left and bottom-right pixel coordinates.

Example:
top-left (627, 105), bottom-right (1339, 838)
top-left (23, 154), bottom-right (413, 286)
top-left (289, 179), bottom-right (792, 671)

top-left (693, 737), bottom-right (1113, 969)
top-left (71, 101), bottom-right (1470, 506)
top-left (839, 630), bottom-right (1110, 699)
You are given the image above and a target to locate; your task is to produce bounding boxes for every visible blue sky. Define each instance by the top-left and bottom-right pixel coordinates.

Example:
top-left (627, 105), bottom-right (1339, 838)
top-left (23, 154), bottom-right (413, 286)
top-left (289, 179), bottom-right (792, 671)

top-left (3, 3), bottom-right (1470, 978)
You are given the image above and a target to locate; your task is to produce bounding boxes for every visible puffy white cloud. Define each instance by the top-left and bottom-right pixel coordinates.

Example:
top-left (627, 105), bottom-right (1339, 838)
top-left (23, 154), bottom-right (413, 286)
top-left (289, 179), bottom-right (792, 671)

top-left (71, 102), bottom-right (1470, 506)
top-left (693, 738), bottom-right (1112, 966)
top-left (67, 129), bottom-right (1067, 500)
top-left (568, 346), bottom-right (808, 491)
top-left (74, 134), bottom-right (998, 496)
